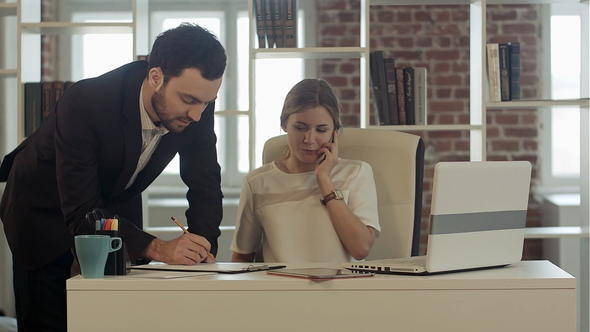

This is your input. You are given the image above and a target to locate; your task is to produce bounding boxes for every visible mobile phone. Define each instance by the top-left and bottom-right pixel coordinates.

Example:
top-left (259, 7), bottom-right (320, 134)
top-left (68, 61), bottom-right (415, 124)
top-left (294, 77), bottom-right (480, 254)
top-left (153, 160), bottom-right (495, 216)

top-left (319, 133), bottom-right (335, 163)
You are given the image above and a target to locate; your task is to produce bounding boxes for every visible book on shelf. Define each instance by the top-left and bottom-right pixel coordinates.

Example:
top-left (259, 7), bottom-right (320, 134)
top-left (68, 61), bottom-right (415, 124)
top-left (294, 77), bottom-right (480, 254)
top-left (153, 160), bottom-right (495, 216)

top-left (499, 43), bottom-right (511, 101)
top-left (368, 51), bottom-right (382, 125)
top-left (271, 0), bottom-right (283, 47)
top-left (25, 81), bottom-right (77, 133)
top-left (509, 41), bottom-right (521, 100)
top-left (24, 82), bottom-right (42, 137)
top-left (254, 0), bottom-right (267, 48)
top-left (136, 55), bottom-right (148, 61)
top-left (253, 0), bottom-right (295, 48)
top-left (486, 43), bottom-right (501, 102)
top-left (383, 57), bottom-right (399, 125)
top-left (403, 67), bottom-right (415, 125)
top-left (395, 67), bottom-right (407, 125)
top-left (52, 81), bottom-right (64, 111)
top-left (413, 67), bottom-right (427, 125)
top-left (42, 81), bottom-right (53, 121)
top-left (283, 0), bottom-right (296, 47)
top-left (264, 0), bottom-right (275, 48)
top-left (369, 51), bottom-right (389, 125)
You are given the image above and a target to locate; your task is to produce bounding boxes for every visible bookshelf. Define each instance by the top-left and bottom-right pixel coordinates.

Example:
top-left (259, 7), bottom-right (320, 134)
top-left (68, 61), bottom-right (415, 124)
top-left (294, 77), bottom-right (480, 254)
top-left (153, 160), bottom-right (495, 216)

top-left (248, 0), bottom-right (588, 328)
top-left (16, 0), bottom-right (137, 142)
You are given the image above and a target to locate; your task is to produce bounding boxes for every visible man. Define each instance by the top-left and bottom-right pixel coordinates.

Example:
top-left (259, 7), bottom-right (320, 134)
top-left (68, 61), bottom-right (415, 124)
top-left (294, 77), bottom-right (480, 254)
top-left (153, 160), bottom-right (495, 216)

top-left (0, 23), bottom-right (226, 331)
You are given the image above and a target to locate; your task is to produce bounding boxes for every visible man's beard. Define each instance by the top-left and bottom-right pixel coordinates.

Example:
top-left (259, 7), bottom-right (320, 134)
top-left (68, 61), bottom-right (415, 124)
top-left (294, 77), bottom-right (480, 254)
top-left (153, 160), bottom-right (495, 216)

top-left (151, 89), bottom-right (186, 134)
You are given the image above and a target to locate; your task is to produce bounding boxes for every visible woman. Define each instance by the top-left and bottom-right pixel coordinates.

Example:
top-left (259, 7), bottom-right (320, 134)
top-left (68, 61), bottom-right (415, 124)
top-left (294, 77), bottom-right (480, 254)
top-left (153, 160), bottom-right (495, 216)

top-left (231, 78), bottom-right (380, 262)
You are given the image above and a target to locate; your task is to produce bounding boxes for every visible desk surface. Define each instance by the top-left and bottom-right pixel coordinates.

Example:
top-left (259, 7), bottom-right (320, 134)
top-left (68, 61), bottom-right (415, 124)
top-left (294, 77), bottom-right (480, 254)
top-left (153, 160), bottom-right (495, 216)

top-left (67, 260), bottom-right (574, 291)
top-left (67, 260), bottom-right (576, 332)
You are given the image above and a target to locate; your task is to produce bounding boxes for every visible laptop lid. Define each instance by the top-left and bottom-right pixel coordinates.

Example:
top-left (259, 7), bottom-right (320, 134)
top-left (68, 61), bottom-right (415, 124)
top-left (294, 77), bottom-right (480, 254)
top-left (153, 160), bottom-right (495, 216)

top-left (342, 161), bottom-right (531, 274)
top-left (425, 160), bottom-right (531, 273)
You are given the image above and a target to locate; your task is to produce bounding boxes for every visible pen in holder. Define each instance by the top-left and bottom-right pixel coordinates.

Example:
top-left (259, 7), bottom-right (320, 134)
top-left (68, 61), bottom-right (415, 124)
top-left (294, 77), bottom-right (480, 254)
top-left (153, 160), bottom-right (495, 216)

top-left (86, 209), bottom-right (130, 275)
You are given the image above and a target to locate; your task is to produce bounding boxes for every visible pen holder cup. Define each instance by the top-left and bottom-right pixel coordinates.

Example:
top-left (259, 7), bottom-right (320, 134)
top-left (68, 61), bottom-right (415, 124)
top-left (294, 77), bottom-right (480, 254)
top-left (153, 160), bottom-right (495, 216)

top-left (96, 230), bottom-right (130, 275)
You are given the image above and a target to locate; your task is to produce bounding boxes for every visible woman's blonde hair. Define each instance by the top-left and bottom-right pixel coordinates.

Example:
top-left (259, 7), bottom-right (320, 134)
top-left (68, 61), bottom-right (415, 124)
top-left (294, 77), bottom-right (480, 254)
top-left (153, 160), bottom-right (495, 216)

top-left (280, 78), bottom-right (342, 159)
top-left (280, 78), bottom-right (342, 131)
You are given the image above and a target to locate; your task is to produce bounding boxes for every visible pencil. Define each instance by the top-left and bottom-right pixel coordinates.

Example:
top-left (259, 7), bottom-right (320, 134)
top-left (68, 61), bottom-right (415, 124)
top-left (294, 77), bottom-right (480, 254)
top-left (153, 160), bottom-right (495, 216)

top-left (171, 216), bottom-right (215, 260)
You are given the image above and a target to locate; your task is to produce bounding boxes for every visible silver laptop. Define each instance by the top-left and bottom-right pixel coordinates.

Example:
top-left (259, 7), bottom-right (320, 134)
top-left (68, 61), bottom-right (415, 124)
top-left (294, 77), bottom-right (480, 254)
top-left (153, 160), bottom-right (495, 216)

top-left (343, 161), bottom-right (532, 275)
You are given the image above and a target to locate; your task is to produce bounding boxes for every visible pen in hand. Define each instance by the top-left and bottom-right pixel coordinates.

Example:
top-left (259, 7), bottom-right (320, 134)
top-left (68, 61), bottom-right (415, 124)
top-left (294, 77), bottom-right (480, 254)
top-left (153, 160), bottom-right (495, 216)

top-left (171, 216), bottom-right (215, 261)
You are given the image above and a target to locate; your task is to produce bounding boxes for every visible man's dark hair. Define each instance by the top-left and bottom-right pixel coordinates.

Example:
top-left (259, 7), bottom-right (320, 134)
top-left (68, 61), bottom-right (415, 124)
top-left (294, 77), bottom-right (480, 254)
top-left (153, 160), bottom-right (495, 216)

top-left (148, 22), bottom-right (227, 82)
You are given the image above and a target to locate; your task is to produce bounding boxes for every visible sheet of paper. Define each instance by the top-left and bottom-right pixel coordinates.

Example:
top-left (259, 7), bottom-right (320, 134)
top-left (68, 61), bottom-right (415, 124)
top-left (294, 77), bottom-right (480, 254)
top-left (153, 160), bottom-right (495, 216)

top-left (130, 262), bottom-right (285, 274)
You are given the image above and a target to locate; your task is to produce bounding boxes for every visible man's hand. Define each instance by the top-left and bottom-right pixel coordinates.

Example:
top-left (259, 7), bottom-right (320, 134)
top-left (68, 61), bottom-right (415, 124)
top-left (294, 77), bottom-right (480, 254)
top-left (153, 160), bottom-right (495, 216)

top-left (142, 234), bottom-right (215, 265)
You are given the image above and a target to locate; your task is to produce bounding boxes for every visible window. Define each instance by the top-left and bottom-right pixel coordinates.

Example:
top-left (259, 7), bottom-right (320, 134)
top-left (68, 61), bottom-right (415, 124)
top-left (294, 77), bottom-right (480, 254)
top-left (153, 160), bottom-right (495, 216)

top-left (64, 1), bottom-right (306, 203)
top-left (539, 4), bottom-right (582, 194)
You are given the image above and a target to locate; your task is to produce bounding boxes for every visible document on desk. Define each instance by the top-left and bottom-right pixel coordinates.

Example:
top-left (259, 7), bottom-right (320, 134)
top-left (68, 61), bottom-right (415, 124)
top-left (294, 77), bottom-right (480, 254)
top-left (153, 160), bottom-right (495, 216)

top-left (130, 262), bottom-right (286, 274)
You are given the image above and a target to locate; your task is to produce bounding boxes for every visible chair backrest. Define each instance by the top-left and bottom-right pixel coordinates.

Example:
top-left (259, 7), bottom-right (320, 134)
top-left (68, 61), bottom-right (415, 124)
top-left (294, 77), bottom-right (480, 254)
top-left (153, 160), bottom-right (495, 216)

top-left (262, 128), bottom-right (425, 259)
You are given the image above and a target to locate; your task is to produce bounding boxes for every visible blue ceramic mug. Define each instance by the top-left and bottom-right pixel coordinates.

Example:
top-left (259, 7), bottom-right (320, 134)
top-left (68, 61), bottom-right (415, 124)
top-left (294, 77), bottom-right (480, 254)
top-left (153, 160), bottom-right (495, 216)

top-left (75, 235), bottom-right (122, 278)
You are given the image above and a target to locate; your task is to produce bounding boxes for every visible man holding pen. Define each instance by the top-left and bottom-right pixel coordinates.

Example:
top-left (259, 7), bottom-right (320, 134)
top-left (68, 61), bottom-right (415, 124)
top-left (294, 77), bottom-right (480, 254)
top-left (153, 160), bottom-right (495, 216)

top-left (0, 23), bottom-right (224, 331)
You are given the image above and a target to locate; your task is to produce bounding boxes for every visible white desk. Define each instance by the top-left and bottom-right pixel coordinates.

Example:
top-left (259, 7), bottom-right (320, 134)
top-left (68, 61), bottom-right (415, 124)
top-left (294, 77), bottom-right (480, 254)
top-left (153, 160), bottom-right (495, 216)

top-left (67, 260), bottom-right (575, 332)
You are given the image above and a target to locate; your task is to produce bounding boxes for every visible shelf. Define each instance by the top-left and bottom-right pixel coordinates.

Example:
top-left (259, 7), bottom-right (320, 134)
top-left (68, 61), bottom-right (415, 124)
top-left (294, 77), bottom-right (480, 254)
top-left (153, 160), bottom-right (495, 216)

top-left (0, 69), bottom-right (17, 76)
top-left (371, 0), bottom-right (473, 4)
top-left (487, 99), bottom-right (589, 109)
top-left (20, 22), bottom-right (133, 35)
top-left (525, 226), bottom-right (590, 239)
top-left (0, 3), bottom-right (17, 15)
top-left (365, 124), bottom-right (483, 131)
top-left (252, 47), bottom-right (367, 60)
top-left (371, 0), bottom-right (586, 4)
top-left (214, 110), bottom-right (250, 117)
top-left (487, 0), bottom-right (585, 4)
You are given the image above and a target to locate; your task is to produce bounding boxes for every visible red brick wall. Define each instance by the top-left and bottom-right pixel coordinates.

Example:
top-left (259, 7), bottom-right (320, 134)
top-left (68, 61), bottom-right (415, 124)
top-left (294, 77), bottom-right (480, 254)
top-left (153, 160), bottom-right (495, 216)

top-left (317, 1), bottom-right (544, 259)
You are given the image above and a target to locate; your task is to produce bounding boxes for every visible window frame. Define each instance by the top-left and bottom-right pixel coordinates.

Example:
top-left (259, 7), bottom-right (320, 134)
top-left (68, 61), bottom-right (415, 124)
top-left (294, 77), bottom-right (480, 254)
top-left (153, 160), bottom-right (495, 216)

top-left (60, 0), bottom-right (313, 200)
top-left (537, 3), bottom-right (582, 197)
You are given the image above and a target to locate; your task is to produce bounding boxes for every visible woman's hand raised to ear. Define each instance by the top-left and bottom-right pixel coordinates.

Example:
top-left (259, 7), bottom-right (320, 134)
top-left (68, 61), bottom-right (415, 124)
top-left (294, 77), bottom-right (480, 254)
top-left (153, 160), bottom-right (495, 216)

top-left (315, 129), bottom-right (339, 183)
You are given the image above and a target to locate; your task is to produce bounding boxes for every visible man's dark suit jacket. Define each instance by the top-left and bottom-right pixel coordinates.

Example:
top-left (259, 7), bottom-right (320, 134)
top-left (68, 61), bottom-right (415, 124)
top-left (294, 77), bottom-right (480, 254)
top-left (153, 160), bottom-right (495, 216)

top-left (0, 61), bottom-right (223, 270)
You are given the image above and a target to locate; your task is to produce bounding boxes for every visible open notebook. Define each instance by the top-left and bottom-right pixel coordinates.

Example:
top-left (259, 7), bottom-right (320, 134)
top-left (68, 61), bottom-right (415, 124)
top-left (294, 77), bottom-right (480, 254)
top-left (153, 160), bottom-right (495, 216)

top-left (343, 161), bottom-right (532, 275)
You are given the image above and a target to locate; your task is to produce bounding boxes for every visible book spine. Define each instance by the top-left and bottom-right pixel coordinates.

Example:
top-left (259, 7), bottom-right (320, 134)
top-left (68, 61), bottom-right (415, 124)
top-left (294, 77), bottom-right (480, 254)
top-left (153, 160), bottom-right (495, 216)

top-left (413, 67), bottom-right (427, 125)
top-left (499, 43), bottom-right (511, 101)
top-left (42, 81), bottom-right (53, 122)
top-left (24, 82), bottom-right (42, 137)
top-left (53, 81), bottom-right (64, 109)
top-left (395, 67), bottom-right (407, 125)
top-left (509, 42), bottom-right (521, 100)
top-left (369, 52), bottom-right (382, 125)
top-left (264, 0), bottom-right (275, 48)
top-left (283, 0), bottom-right (296, 47)
top-left (374, 51), bottom-right (390, 125)
top-left (404, 67), bottom-right (415, 125)
top-left (486, 43), bottom-right (501, 102)
top-left (254, 0), bottom-right (267, 48)
top-left (383, 57), bottom-right (399, 125)
top-left (272, 0), bottom-right (283, 47)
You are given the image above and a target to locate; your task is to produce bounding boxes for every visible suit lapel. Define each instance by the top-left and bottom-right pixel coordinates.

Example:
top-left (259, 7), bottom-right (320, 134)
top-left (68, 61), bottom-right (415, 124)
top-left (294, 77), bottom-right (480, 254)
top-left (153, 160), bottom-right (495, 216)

top-left (111, 70), bottom-right (144, 196)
